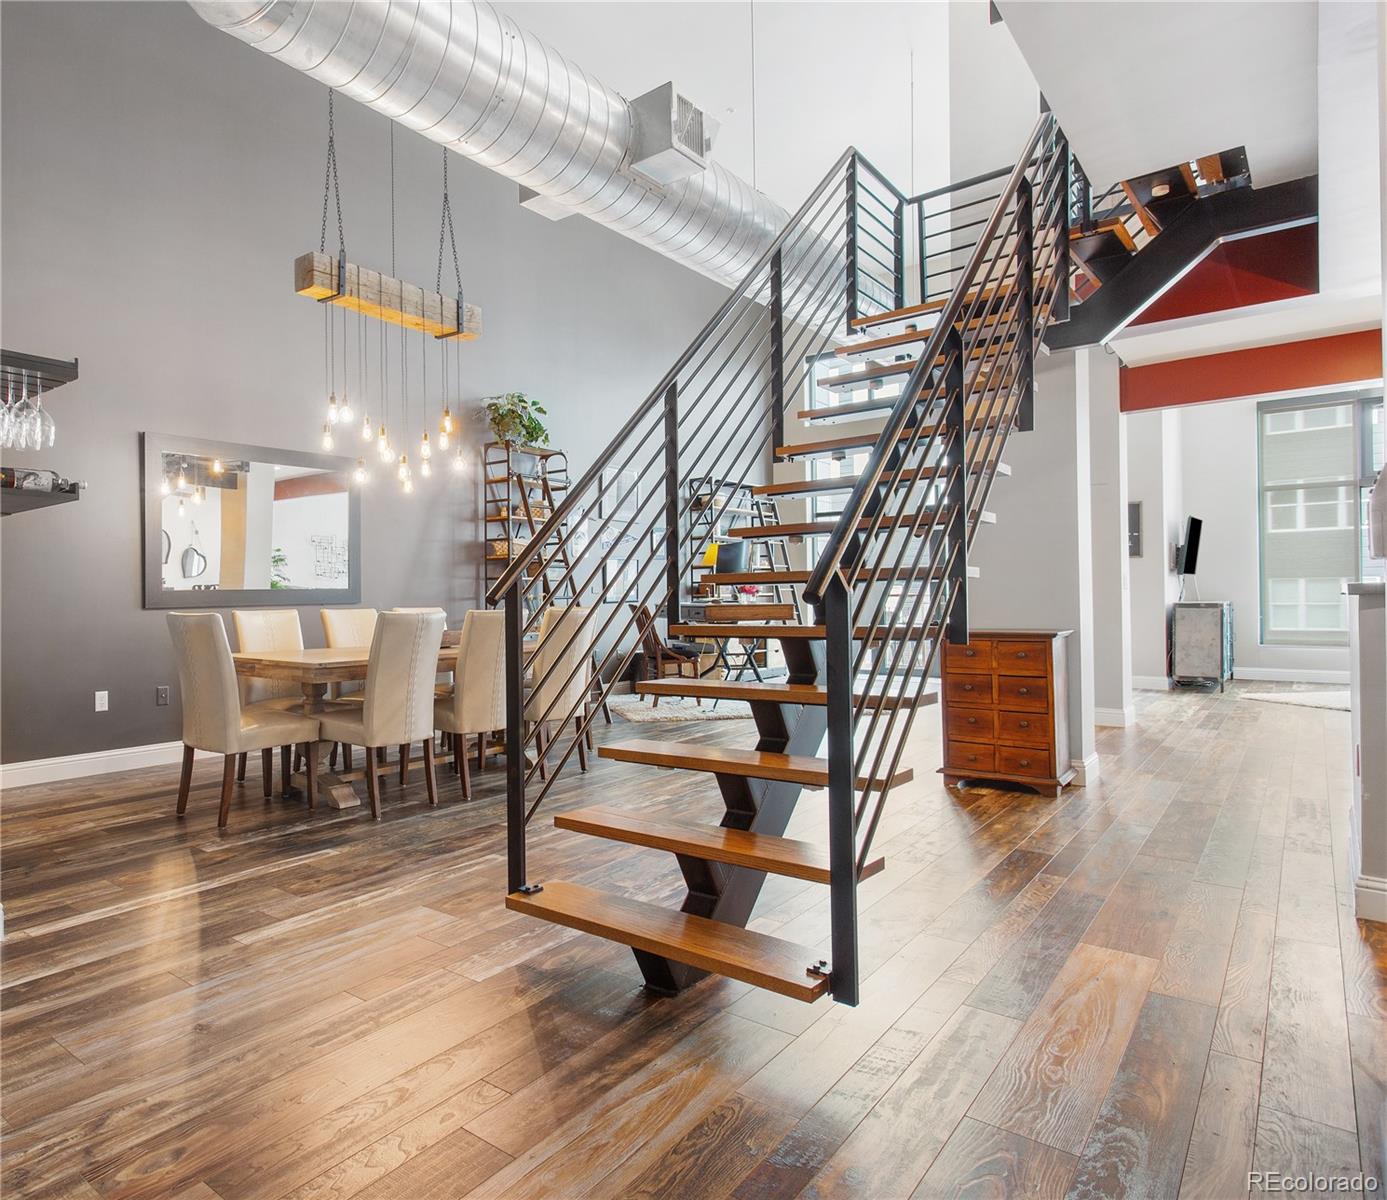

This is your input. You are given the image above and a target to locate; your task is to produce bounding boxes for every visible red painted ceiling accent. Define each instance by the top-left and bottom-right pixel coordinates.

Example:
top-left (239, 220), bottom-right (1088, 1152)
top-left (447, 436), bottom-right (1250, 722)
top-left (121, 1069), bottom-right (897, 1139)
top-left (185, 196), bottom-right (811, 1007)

top-left (1129, 223), bottom-right (1318, 326)
top-left (1119, 329), bottom-right (1383, 413)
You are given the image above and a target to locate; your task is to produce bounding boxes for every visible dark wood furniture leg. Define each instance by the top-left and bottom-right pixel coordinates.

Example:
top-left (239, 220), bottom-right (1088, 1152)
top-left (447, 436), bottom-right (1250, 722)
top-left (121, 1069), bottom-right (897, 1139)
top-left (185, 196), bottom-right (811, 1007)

top-left (176, 744), bottom-right (194, 816)
top-left (280, 745), bottom-right (292, 798)
top-left (304, 744), bottom-right (317, 809)
top-left (236, 751), bottom-right (247, 782)
top-left (261, 748), bottom-right (273, 799)
top-left (218, 754), bottom-right (237, 828)
top-left (364, 747), bottom-right (381, 819)
top-left (398, 743), bottom-right (410, 786)
top-left (423, 740), bottom-right (439, 807)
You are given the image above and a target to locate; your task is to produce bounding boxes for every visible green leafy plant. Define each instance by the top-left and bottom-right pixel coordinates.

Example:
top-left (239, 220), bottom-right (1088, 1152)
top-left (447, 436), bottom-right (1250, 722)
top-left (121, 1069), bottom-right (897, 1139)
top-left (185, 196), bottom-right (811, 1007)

top-left (485, 392), bottom-right (549, 448)
top-left (270, 547), bottom-right (290, 589)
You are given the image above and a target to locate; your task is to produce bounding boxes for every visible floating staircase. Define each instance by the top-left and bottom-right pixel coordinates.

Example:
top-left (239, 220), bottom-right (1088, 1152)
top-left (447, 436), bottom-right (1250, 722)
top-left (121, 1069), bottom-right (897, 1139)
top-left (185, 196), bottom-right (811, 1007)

top-left (488, 114), bottom-right (1075, 1006)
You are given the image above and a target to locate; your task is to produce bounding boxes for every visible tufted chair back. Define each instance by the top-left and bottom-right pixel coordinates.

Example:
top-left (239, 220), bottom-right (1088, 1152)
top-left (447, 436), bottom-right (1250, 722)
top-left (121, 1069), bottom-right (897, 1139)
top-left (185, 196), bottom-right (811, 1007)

top-left (444, 609), bottom-right (506, 734)
top-left (167, 612), bottom-right (243, 754)
top-left (232, 609), bottom-right (304, 706)
top-left (360, 611), bottom-right (446, 747)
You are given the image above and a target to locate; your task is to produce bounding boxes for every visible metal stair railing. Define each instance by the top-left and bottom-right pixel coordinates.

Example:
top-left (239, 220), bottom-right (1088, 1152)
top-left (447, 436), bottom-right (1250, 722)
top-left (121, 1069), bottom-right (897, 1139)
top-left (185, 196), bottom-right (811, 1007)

top-left (486, 145), bottom-right (915, 899)
top-left (802, 112), bottom-right (1071, 1004)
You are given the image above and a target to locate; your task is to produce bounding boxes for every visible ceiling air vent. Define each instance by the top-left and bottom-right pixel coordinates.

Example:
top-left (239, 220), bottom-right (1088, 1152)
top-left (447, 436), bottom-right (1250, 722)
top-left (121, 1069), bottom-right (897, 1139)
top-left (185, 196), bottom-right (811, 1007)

top-left (629, 82), bottom-right (718, 186)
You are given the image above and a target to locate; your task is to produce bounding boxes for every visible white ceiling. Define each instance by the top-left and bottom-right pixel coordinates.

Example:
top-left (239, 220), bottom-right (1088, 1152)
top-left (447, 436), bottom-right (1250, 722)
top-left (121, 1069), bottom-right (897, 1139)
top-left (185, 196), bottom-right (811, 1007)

top-left (494, 2), bottom-right (956, 211)
top-left (996, 1), bottom-right (1319, 189)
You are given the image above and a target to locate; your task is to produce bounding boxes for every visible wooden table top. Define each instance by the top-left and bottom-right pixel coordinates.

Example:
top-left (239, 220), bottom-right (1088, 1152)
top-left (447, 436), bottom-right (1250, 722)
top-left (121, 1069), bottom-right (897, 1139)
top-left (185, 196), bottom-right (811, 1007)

top-left (233, 646), bottom-right (459, 685)
top-left (234, 641), bottom-right (536, 684)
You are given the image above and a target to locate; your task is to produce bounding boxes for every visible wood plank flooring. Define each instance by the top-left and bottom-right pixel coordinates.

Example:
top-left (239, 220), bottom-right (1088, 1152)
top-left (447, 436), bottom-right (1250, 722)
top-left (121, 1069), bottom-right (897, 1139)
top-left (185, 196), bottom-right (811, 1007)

top-left (2, 682), bottom-right (1383, 1198)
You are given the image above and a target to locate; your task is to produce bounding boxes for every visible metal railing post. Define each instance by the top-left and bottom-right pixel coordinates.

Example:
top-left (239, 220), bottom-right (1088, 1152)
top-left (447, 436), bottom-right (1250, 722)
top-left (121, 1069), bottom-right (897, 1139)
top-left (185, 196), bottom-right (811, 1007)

top-left (943, 326), bottom-right (970, 647)
top-left (663, 381), bottom-right (681, 625)
top-left (916, 201), bottom-right (927, 305)
top-left (504, 582), bottom-right (529, 893)
top-left (1055, 136), bottom-right (1072, 323)
top-left (1015, 177), bottom-right (1035, 434)
top-left (845, 157), bottom-right (859, 328)
top-left (823, 571), bottom-right (859, 1005)
top-left (769, 252), bottom-right (785, 450)
top-left (892, 199), bottom-right (906, 311)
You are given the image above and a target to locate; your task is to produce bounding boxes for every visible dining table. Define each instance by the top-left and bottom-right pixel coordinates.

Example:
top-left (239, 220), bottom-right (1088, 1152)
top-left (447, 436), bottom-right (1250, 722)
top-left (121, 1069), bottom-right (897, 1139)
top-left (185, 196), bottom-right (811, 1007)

top-left (233, 641), bottom-right (537, 809)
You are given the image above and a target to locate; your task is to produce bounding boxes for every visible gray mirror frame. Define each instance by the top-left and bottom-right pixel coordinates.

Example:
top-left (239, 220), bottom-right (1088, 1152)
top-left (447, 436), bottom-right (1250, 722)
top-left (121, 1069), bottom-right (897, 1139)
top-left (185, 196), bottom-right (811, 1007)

top-left (141, 432), bottom-right (362, 609)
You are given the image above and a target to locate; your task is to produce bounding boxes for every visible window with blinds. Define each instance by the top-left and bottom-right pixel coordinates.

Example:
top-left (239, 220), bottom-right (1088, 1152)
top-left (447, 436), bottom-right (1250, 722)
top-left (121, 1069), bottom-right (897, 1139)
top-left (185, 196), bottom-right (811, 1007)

top-left (1258, 394), bottom-right (1384, 646)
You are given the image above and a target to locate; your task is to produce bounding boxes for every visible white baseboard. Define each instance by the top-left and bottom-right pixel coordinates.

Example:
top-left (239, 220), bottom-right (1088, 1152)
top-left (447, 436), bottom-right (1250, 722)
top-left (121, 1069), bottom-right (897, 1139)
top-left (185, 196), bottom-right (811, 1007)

top-left (1132, 675), bottom-right (1171, 691)
top-left (1094, 705), bottom-right (1136, 728)
top-left (0, 741), bottom-right (216, 790)
top-left (1071, 753), bottom-right (1101, 787)
top-left (1234, 667), bottom-right (1351, 685)
top-left (1355, 873), bottom-right (1387, 923)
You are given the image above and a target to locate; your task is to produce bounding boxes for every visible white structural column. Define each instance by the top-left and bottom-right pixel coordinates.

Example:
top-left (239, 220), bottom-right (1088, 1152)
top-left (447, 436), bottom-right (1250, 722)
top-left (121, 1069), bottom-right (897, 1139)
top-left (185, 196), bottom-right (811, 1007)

top-left (1085, 349), bottom-right (1134, 725)
top-left (1125, 408), bottom-right (1183, 690)
top-left (971, 351), bottom-right (1098, 784)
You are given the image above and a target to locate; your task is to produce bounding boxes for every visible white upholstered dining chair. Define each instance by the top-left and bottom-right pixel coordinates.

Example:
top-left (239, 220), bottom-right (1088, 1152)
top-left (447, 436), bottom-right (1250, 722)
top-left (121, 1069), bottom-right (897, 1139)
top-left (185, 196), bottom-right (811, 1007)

top-left (167, 612), bottom-right (321, 828)
top-left (232, 608), bottom-right (306, 793)
top-left (433, 609), bottom-right (505, 799)
top-left (318, 610), bottom-right (446, 819)
top-left (525, 605), bottom-right (596, 780)
top-left (319, 607), bottom-right (379, 769)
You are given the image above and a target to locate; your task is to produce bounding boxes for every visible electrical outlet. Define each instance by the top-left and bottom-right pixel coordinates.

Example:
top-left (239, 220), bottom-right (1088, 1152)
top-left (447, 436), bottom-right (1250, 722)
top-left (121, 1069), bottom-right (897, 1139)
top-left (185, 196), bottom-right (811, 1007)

top-left (94, 690), bottom-right (109, 713)
top-left (155, 686), bottom-right (170, 707)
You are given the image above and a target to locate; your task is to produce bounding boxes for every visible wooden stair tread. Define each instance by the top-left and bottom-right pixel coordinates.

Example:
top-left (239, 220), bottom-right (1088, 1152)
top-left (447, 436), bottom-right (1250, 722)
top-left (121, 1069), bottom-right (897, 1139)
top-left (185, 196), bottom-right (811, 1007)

top-left (701, 603), bottom-right (796, 621)
top-left (820, 346), bottom-right (1019, 392)
top-left (505, 880), bottom-right (828, 1002)
top-left (836, 314), bottom-right (1015, 360)
top-left (669, 623), bottom-right (939, 641)
top-left (699, 564), bottom-right (981, 585)
top-left (796, 396), bottom-right (900, 422)
top-left (754, 464), bottom-right (1010, 496)
top-left (635, 678), bottom-right (937, 710)
top-left (726, 508), bottom-right (994, 538)
top-left (555, 805), bottom-right (885, 884)
top-left (848, 276), bottom-right (1022, 331)
top-left (598, 739), bottom-right (914, 790)
top-left (776, 411), bottom-right (1004, 460)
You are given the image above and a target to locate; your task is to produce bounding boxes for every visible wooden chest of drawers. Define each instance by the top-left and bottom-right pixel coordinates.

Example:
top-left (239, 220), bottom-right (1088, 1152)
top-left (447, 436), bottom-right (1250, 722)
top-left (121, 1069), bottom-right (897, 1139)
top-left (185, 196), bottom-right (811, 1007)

top-left (939, 629), bottom-right (1074, 796)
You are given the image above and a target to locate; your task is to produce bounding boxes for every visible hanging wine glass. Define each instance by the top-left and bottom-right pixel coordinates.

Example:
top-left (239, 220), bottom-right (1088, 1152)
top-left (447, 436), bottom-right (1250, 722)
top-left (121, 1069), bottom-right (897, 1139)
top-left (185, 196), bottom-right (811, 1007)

top-left (1, 378), bottom-right (14, 449)
top-left (33, 379), bottom-right (56, 448)
top-left (11, 372), bottom-right (34, 451)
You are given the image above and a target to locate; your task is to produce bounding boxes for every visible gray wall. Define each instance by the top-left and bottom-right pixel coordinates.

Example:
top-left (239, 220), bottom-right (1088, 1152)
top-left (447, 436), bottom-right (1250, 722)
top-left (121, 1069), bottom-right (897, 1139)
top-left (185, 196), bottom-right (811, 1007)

top-left (0, 2), bottom-right (728, 763)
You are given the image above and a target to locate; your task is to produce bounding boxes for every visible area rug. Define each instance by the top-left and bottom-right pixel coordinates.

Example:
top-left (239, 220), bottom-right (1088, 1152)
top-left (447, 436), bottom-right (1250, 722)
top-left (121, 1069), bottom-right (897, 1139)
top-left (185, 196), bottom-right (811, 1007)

top-left (1240, 690), bottom-right (1351, 712)
top-left (608, 695), bottom-right (754, 722)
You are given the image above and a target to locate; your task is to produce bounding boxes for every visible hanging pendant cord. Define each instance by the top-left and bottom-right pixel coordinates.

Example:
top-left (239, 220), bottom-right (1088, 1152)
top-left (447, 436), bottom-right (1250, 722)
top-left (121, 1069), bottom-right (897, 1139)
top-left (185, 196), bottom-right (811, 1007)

top-left (389, 122), bottom-right (397, 278)
top-left (319, 89), bottom-right (346, 261)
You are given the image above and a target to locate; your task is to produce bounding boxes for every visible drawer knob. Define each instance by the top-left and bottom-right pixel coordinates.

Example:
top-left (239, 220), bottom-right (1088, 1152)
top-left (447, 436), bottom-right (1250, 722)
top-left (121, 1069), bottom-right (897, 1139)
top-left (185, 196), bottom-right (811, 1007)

top-left (967, 716), bottom-right (978, 724)
top-left (1018, 758), bottom-right (1031, 767)
top-left (963, 684), bottom-right (974, 691)
top-left (965, 649), bottom-right (976, 657)
top-left (1018, 687), bottom-right (1030, 695)
top-left (1019, 720), bottom-right (1030, 728)
top-left (1016, 651), bottom-right (1028, 658)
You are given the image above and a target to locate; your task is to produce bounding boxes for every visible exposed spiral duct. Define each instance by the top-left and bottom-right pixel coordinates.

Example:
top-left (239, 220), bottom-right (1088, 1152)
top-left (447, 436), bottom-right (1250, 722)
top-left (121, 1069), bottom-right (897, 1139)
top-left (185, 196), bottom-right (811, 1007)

top-left (188, 0), bottom-right (789, 287)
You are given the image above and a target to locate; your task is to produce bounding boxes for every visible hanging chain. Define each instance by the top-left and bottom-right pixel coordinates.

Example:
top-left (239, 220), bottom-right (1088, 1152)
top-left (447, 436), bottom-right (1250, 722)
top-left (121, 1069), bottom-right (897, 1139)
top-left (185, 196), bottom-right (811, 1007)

top-left (435, 148), bottom-right (463, 297)
top-left (319, 89), bottom-right (346, 260)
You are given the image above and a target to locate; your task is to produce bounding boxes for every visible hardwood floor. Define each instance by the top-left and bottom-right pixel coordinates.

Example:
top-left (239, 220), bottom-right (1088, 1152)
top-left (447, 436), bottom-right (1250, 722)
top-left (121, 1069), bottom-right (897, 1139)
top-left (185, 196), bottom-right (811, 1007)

top-left (2, 683), bottom-right (1382, 1199)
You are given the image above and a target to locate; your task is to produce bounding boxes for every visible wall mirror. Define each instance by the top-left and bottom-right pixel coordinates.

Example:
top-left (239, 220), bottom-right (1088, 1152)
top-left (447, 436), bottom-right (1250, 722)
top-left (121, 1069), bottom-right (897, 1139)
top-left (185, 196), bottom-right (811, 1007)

top-left (141, 433), bottom-right (361, 609)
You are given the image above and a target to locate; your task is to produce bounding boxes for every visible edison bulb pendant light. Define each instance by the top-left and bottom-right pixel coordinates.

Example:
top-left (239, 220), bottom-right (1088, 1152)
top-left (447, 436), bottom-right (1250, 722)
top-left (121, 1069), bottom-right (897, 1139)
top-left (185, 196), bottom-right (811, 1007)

top-left (420, 458), bottom-right (432, 479)
top-left (353, 458), bottom-right (368, 484)
top-left (321, 423), bottom-right (335, 451)
top-left (397, 453), bottom-right (410, 482)
top-left (177, 467), bottom-right (188, 490)
top-left (402, 476), bottom-right (415, 495)
top-left (211, 458), bottom-right (224, 475)
top-left (420, 432), bottom-right (432, 461)
top-left (442, 407), bottom-right (454, 434)
top-left (177, 497), bottom-right (187, 518)
top-left (159, 476), bottom-right (171, 496)
top-left (191, 486), bottom-right (204, 506)
top-left (339, 393), bottom-right (353, 424)
top-left (327, 392), bottom-right (340, 425)
top-left (451, 448), bottom-right (465, 474)
top-left (438, 427), bottom-right (450, 451)
top-left (361, 414), bottom-right (374, 442)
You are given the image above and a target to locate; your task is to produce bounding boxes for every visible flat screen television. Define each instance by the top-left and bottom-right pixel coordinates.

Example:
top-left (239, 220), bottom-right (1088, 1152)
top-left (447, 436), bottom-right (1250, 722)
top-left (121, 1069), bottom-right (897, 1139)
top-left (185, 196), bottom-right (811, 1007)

top-left (1176, 516), bottom-right (1202, 575)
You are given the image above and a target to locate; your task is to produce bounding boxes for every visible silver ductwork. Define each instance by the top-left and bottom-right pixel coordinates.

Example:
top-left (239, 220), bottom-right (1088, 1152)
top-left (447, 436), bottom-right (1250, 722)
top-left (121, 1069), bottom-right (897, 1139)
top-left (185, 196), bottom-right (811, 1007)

top-left (188, 1), bottom-right (789, 288)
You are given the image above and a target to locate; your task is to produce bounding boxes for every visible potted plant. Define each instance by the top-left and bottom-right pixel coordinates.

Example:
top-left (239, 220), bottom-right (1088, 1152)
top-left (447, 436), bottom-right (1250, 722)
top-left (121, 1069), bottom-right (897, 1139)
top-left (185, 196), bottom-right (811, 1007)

top-left (485, 392), bottom-right (549, 449)
top-left (736, 584), bottom-right (759, 603)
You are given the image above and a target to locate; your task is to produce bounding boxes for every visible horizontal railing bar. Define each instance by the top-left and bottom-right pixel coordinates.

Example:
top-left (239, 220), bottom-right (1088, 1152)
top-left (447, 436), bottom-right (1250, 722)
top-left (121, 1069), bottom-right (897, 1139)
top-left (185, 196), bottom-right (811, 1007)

top-left (906, 162), bottom-right (1013, 204)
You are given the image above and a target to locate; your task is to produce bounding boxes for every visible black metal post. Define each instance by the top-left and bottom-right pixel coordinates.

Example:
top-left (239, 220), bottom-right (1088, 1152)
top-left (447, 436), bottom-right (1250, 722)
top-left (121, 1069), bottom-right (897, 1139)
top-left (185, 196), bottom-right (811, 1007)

top-left (504, 582), bottom-right (528, 893)
top-left (1015, 177), bottom-right (1035, 433)
top-left (769, 252), bottom-right (785, 451)
top-left (943, 326), bottom-right (970, 648)
top-left (1055, 137), bottom-right (1072, 324)
top-left (663, 381), bottom-right (682, 625)
top-left (845, 157), bottom-right (859, 329)
top-left (892, 200), bottom-right (905, 311)
top-left (916, 201), bottom-right (928, 306)
top-left (823, 571), bottom-right (859, 1005)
